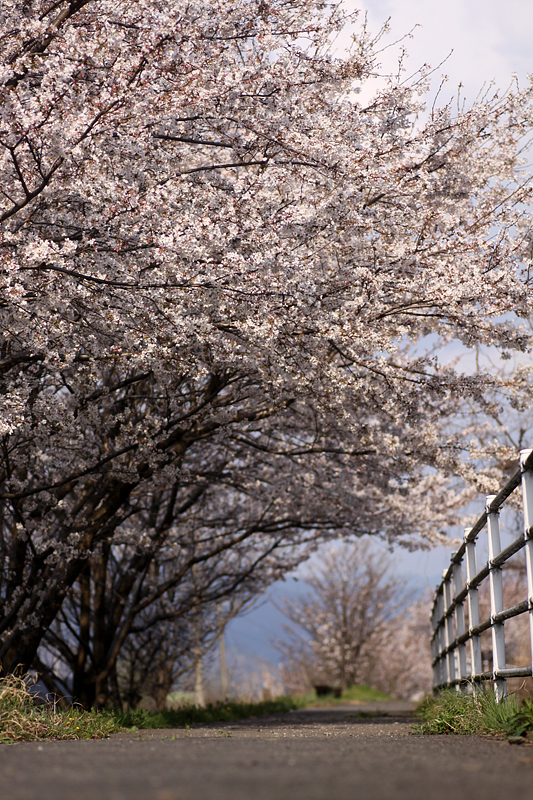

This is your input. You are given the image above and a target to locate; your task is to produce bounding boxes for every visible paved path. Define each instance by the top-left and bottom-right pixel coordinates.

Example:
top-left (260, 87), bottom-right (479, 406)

top-left (1, 701), bottom-right (533, 800)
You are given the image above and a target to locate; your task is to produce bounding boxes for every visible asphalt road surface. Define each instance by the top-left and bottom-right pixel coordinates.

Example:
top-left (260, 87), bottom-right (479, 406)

top-left (1, 701), bottom-right (533, 800)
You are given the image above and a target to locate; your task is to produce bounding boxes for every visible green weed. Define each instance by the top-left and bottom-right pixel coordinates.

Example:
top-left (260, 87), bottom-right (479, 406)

top-left (507, 698), bottom-right (533, 738)
top-left (416, 689), bottom-right (526, 737)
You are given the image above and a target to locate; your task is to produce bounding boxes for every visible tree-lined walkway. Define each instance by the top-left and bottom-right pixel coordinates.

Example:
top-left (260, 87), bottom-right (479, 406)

top-left (1, 702), bottom-right (532, 800)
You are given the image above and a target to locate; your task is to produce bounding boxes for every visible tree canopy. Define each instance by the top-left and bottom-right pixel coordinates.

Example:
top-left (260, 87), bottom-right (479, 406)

top-left (1, 0), bottom-right (533, 703)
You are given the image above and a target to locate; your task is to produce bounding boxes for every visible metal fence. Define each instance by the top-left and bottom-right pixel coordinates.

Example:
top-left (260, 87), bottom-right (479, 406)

top-left (431, 448), bottom-right (533, 701)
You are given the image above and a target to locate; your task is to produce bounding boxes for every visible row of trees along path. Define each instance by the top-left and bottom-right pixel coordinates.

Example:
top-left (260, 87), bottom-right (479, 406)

top-left (1, 0), bottom-right (533, 707)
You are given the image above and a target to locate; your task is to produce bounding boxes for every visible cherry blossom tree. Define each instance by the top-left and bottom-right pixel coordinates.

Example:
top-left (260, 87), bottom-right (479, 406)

top-left (1, 0), bottom-right (533, 699)
top-left (277, 541), bottom-right (408, 691)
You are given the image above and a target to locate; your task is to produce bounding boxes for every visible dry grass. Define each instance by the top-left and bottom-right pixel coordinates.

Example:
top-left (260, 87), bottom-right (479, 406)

top-left (0, 675), bottom-right (119, 744)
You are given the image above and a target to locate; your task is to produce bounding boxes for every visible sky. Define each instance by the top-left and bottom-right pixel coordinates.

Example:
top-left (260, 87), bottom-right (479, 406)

top-left (223, 1), bottom-right (533, 681)
top-left (342, 0), bottom-right (532, 105)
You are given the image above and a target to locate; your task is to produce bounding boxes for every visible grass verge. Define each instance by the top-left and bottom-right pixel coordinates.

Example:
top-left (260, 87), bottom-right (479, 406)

top-left (416, 689), bottom-right (533, 739)
top-left (0, 675), bottom-right (299, 743)
top-left (293, 685), bottom-right (391, 708)
top-left (115, 696), bottom-right (299, 730)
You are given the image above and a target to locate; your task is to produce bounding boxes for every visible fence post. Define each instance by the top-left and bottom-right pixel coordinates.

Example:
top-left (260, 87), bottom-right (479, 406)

top-left (487, 495), bottom-right (506, 702)
top-left (443, 571), bottom-right (456, 687)
top-left (452, 554), bottom-right (467, 690)
top-left (520, 449), bottom-right (533, 679)
top-left (431, 593), bottom-right (441, 689)
top-left (465, 528), bottom-right (482, 693)
top-left (436, 588), bottom-right (447, 687)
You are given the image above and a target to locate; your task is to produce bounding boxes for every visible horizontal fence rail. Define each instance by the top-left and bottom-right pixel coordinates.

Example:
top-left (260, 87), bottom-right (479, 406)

top-left (431, 448), bottom-right (533, 701)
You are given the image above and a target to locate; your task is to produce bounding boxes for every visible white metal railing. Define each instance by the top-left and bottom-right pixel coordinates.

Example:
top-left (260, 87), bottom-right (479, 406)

top-left (431, 448), bottom-right (533, 701)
